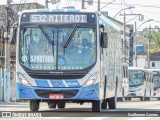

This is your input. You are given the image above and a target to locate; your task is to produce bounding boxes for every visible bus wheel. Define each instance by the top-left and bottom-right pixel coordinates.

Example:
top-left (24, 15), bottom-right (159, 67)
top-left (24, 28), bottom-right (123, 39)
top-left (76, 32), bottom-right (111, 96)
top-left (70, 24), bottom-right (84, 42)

top-left (144, 97), bottom-right (150, 101)
top-left (48, 103), bottom-right (56, 108)
top-left (57, 103), bottom-right (66, 108)
top-left (108, 97), bottom-right (116, 109)
top-left (29, 100), bottom-right (39, 112)
top-left (92, 100), bottom-right (100, 112)
top-left (101, 99), bottom-right (107, 109)
top-left (140, 97), bottom-right (144, 101)
top-left (122, 88), bottom-right (125, 102)
top-left (128, 97), bottom-right (131, 101)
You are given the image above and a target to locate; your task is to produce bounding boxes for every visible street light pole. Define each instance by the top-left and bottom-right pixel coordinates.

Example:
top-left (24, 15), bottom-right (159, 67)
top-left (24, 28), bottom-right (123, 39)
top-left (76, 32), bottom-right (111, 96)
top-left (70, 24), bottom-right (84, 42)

top-left (45, 0), bottom-right (48, 8)
top-left (123, 11), bottom-right (127, 63)
top-left (4, 0), bottom-right (11, 103)
top-left (148, 25), bottom-right (151, 69)
top-left (98, 0), bottom-right (100, 11)
top-left (135, 22), bottom-right (137, 66)
top-left (82, 0), bottom-right (85, 9)
top-left (133, 19), bottom-right (153, 67)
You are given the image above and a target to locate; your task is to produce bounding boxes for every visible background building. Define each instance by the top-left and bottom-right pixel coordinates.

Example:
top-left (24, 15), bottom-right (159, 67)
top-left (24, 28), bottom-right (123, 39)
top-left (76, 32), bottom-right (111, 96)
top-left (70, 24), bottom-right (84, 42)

top-left (0, 2), bottom-right (44, 102)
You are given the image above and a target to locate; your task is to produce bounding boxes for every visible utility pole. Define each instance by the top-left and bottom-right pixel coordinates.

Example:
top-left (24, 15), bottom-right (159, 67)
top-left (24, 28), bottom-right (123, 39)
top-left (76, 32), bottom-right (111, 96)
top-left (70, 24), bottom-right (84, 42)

top-left (134, 22), bottom-right (137, 67)
top-left (98, 0), bottom-right (100, 11)
top-left (148, 25), bottom-right (151, 69)
top-left (45, 0), bottom-right (49, 8)
top-left (4, 0), bottom-right (11, 103)
top-left (123, 11), bottom-right (127, 63)
top-left (82, 0), bottom-right (85, 9)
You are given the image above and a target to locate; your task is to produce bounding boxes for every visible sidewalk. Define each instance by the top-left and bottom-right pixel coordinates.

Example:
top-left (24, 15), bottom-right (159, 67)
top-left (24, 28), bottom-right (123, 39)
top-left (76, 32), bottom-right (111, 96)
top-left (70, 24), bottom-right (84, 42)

top-left (0, 102), bottom-right (28, 105)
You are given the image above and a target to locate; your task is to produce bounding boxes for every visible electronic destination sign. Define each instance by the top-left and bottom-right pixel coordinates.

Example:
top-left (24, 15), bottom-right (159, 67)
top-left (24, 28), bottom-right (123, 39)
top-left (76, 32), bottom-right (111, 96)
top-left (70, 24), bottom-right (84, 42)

top-left (21, 12), bottom-right (96, 24)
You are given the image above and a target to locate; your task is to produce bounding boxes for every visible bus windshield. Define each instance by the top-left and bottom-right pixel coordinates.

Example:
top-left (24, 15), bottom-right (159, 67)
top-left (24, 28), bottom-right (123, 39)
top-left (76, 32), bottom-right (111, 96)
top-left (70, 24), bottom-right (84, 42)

top-left (19, 26), bottom-right (96, 71)
top-left (129, 70), bottom-right (143, 87)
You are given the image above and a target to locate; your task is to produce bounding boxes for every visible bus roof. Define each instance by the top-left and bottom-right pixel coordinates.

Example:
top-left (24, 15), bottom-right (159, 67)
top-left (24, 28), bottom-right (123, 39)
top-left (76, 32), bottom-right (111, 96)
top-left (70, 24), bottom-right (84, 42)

top-left (145, 69), bottom-right (160, 72)
top-left (128, 67), bottom-right (145, 71)
top-left (19, 8), bottom-right (98, 15)
top-left (100, 14), bottom-right (121, 32)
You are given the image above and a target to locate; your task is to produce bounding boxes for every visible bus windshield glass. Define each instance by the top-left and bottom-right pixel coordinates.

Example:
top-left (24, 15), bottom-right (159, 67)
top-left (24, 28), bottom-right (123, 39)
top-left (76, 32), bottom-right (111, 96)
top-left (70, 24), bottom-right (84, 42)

top-left (129, 70), bottom-right (143, 86)
top-left (19, 26), bottom-right (96, 70)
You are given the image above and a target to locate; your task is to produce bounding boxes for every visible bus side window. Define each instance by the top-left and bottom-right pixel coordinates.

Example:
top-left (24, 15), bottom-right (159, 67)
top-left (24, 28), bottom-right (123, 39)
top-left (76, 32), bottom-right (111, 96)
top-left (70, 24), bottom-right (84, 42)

top-left (144, 72), bottom-right (147, 82)
top-left (123, 66), bottom-right (125, 78)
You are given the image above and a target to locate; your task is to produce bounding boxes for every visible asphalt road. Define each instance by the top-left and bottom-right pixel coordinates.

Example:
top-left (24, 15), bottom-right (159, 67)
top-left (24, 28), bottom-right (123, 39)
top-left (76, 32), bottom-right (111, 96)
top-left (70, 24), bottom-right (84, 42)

top-left (0, 99), bottom-right (160, 120)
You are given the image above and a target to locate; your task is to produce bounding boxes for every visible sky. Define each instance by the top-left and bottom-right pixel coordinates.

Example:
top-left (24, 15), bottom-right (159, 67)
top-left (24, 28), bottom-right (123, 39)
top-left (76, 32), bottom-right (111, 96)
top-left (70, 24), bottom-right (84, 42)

top-left (1, 0), bottom-right (160, 31)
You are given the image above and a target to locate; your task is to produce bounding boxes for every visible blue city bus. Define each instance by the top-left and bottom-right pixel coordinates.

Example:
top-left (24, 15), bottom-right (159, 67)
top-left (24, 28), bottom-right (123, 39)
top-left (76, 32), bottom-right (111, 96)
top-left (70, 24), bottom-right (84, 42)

top-left (11, 8), bottom-right (128, 111)
top-left (128, 67), bottom-right (154, 101)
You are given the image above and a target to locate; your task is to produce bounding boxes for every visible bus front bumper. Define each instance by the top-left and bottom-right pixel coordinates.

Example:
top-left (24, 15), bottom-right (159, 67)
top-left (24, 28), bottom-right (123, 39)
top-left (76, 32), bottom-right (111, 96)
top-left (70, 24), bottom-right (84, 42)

top-left (16, 83), bottom-right (99, 101)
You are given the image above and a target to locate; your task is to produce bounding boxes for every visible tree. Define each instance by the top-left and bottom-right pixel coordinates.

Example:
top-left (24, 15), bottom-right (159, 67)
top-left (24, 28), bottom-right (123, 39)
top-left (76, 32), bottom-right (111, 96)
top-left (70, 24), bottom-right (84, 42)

top-left (151, 31), bottom-right (160, 48)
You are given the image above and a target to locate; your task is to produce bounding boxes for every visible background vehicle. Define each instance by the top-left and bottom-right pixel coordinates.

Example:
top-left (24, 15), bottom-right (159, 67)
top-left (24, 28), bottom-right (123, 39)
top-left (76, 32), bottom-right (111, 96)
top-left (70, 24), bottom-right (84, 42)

top-left (146, 69), bottom-right (160, 99)
top-left (11, 8), bottom-right (128, 112)
top-left (127, 67), bottom-right (154, 101)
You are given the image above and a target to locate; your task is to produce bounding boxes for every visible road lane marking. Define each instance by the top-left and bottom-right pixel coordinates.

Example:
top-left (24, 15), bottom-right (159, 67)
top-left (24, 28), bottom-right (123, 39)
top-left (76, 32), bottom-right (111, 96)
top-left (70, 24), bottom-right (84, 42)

top-left (43, 117), bottom-right (65, 119)
top-left (128, 117), bottom-right (151, 120)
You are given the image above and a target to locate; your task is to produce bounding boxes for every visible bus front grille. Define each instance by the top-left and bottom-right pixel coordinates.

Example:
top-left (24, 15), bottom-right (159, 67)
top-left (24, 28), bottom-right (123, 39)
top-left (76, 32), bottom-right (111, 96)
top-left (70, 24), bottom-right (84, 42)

top-left (28, 74), bottom-right (85, 79)
top-left (35, 89), bottom-right (79, 98)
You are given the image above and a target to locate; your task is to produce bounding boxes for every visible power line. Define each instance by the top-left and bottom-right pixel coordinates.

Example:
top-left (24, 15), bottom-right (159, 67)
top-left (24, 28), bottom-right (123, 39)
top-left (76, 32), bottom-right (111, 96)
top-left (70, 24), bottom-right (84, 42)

top-left (100, 0), bottom-right (116, 10)
top-left (122, 0), bottom-right (134, 14)
top-left (93, 2), bottom-right (160, 9)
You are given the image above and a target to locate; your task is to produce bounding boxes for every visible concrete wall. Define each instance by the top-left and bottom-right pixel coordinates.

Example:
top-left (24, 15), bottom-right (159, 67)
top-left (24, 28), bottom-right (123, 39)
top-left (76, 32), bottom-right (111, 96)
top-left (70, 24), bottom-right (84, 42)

top-left (150, 61), bottom-right (160, 69)
top-left (133, 54), bottom-right (160, 69)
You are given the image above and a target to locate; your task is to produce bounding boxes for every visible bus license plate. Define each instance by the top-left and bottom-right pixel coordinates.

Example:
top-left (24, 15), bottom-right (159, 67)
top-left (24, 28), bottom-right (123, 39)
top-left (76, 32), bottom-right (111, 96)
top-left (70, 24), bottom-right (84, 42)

top-left (49, 94), bottom-right (64, 99)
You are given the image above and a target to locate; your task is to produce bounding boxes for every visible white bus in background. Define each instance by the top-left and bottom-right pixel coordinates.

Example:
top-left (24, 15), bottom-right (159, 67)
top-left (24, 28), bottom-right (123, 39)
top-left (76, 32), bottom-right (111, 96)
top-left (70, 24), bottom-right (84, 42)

top-left (10, 8), bottom-right (128, 112)
top-left (146, 69), bottom-right (160, 99)
top-left (127, 67), bottom-right (154, 101)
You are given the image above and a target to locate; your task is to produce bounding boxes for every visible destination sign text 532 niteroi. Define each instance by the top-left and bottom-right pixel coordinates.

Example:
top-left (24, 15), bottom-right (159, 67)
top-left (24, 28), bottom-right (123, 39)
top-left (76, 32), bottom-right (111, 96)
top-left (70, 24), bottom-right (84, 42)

top-left (30, 14), bottom-right (87, 23)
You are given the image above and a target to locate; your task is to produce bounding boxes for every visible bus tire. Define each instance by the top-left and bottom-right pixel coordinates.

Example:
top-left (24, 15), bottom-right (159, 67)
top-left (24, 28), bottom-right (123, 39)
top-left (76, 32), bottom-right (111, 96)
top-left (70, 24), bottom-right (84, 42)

top-left (29, 100), bottom-right (39, 112)
top-left (57, 103), bottom-right (66, 108)
top-left (125, 97), bottom-right (131, 101)
top-left (144, 97), bottom-right (150, 101)
top-left (108, 97), bottom-right (116, 109)
top-left (92, 100), bottom-right (100, 112)
top-left (122, 88), bottom-right (125, 102)
top-left (48, 103), bottom-right (56, 108)
top-left (101, 99), bottom-right (107, 109)
top-left (143, 89), bottom-right (147, 101)
top-left (140, 97), bottom-right (143, 101)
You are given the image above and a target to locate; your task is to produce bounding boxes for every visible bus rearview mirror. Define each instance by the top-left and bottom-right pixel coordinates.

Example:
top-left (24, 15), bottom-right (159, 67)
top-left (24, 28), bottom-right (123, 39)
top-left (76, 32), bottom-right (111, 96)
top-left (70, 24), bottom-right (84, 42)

top-left (101, 32), bottom-right (108, 48)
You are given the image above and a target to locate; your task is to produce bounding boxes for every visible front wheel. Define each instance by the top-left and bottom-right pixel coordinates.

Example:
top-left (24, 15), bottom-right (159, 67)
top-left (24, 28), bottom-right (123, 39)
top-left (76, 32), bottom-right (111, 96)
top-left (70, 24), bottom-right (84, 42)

top-left (29, 100), bottom-right (39, 112)
top-left (92, 100), bottom-right (101, 112)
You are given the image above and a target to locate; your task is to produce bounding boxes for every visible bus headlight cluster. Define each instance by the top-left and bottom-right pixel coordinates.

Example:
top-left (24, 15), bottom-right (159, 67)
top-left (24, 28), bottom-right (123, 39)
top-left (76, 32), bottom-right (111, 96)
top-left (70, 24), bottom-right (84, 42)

top-left (84, 72), bottom-right (98, 86)
top-left (17, 72), bottom-right (31, 86)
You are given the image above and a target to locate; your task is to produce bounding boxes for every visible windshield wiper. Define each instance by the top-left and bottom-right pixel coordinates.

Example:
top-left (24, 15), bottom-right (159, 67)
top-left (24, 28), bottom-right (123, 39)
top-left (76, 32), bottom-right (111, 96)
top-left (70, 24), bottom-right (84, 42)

top-left (38, 25), bottom-right (55, 56)
top-left (63, 24), bottom-right (78, 48)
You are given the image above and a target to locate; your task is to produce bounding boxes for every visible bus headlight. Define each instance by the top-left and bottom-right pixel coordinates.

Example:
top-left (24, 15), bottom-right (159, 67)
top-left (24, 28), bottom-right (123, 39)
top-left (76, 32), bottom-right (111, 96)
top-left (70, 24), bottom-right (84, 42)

top-left (17, 72), bottom-right (31, 86)
top-left (84, 72), bottom-right (98, 86)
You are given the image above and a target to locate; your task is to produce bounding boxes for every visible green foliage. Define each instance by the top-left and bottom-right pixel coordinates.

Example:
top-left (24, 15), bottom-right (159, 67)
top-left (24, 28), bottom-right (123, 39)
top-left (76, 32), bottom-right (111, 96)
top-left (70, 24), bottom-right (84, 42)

top-left (151, 31), bottom-right (160, 48)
